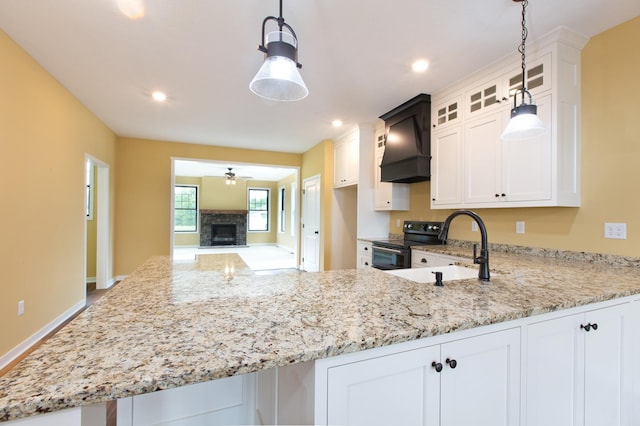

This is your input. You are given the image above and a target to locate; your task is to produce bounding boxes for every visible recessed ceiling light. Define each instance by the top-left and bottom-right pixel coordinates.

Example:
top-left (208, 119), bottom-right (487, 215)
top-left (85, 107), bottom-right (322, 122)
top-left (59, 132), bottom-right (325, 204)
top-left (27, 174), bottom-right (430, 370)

top-left (331, 119), bottom-right (343, 127)
top-left (152, 91), bottom-right (167, 102)
top-left (117, 0), bottom-right (145, 19)
top-left (412, 59), bottom-right (429, 73)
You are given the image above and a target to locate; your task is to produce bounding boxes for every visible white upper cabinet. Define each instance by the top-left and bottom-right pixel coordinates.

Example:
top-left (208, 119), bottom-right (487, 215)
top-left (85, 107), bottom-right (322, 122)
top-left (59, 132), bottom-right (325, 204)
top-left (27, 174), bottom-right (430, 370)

top-left (373, 131), bottom-right (410, 211)
top-left (463, 93), bottom-right (552, 205)
top-left (334, 130), bottom-right (359, 188)
top-left (431, 126), bottom-right (463, 206)
top-left (432, 95), bottom-right (462, 131)
top-left (431, 28), bottom-right (586, 209)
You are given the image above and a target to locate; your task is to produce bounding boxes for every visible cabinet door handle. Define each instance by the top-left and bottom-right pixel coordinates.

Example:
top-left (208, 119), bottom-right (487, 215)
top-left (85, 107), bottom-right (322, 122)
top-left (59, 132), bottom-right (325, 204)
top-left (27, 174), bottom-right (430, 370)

top-left (445, 358), bottom-right (457, 369)
top-left (421, 258), bottom-right (427, 263)
top-left (364, 262), bottom-right (369, 266)
top-left (431, 361), bottom-right (443, 373)
top-left (591, 323), bottom-right (598, 330)
top-left (364, 247), bottom-right (368, 251)
top-left (581, 323), bottom-right (598, 332)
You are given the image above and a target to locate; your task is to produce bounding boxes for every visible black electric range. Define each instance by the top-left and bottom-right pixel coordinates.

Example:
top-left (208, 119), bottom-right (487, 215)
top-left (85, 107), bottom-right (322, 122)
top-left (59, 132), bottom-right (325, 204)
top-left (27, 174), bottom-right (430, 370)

top-left (371, 221), bottom-right (444, 270)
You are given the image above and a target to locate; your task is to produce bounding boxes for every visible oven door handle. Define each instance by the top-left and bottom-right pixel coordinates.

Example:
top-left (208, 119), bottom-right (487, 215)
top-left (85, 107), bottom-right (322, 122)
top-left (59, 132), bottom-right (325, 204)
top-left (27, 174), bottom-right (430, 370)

top-left (373, 246), bottom-right (404, 255)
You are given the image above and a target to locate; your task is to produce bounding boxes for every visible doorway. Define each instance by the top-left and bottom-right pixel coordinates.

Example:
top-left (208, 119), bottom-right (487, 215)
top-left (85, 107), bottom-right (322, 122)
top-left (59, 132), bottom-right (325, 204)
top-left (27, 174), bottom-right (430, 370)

top-left (84, 155), bottom-right (112, 299)
top-left (170, 158), bottom-right (300, 271)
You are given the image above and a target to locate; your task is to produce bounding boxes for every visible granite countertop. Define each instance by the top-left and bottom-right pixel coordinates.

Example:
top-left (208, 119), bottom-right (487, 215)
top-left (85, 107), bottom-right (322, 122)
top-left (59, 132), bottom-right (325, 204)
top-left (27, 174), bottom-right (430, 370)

top-left (2, 250), bottom-right (640, 422)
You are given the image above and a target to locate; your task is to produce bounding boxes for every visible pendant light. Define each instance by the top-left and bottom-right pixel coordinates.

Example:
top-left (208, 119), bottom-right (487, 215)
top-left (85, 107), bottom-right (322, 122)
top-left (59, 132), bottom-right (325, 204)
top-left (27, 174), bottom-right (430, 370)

top-left (501, 0), bottom-right (545, 141)
top-left (249, 0), bottom-right (308, 102)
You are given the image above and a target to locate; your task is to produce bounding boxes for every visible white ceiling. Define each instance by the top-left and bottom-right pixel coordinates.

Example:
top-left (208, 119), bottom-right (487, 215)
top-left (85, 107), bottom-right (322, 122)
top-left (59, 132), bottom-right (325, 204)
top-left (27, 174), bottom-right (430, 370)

top-left (174, 159), bottom-right (297, 181)
top-left (0, 1), bottom-right (638, 154)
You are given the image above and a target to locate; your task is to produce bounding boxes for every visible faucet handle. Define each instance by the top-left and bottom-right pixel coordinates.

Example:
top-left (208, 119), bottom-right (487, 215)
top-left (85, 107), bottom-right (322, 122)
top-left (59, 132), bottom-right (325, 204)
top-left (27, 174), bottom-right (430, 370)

top-left (473, 244), bottom-right (478, 263)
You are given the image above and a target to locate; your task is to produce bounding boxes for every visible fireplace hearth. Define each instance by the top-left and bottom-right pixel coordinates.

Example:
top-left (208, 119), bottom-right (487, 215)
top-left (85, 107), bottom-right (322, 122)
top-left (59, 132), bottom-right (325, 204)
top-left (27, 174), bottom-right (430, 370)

top-left (200, 210), bottom-right (247, 247)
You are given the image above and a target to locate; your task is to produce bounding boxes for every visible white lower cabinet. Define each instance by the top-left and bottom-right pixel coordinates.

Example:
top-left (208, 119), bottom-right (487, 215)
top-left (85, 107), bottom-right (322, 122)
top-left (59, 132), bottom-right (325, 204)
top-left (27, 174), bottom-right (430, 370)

top-left (322, 327), bottom-right (520, 426)
top-left (327, 345), bottom-right (440, 425)
top-left (356, 240), bottom-right (373, 269)
top-left (632, 300), bottom-right (640, 424)
top-left (411, 249), bottom-right (470, 268)
top-left (524, 303), bottom-right (633, 426)
top-left (117, 374), bottom-right (255, 426)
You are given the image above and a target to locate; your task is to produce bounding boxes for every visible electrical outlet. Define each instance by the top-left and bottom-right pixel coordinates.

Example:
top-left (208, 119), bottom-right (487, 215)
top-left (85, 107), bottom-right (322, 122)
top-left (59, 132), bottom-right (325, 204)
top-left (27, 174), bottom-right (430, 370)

top-left (396, 219), bottom-right (401, 227)
top-left (471, 222), bottom-right (478, 232)
top-left (604, 223), bottom-right (627, 239)
top-left (18, 300), bottom-right (24, 316)
top-left (516, 221), bottom-right (525, 234)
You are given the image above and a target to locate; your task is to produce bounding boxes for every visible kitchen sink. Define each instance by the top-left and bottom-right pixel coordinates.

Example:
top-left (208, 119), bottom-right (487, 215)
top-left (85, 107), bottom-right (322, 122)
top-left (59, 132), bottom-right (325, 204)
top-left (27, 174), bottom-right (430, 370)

top-left (385, 265), bottom-right (481, 284)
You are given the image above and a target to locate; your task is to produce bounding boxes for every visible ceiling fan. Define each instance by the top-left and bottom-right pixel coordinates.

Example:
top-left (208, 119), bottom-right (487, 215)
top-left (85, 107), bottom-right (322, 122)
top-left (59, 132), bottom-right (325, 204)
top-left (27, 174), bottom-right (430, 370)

top-left (223, 167), bottom-right (252, 185)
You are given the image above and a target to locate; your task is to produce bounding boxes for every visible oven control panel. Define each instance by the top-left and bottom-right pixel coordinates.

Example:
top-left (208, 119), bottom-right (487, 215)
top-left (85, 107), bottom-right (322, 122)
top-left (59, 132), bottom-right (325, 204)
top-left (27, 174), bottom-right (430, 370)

top-left (403, 221), bottom-right (442, 236)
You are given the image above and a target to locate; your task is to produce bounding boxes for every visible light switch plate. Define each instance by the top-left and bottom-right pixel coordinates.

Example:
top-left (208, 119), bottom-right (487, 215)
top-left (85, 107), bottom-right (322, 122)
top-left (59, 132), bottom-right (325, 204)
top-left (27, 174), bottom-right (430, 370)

top-left (516, 221), bottom-right (525, 234)
top-left (604, 223), bottom-right (627, 239)
top-left (18, 300), bottom-right (24, 316)
top-left (471, 222), bottom-right (478, 232)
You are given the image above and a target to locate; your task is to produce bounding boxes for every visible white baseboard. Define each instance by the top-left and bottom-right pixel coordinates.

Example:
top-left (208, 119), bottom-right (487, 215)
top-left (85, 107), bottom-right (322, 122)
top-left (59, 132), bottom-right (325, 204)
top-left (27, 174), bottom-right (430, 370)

top-left (86, 277), bottom-right (96, 284)
top-left (0, 299), bottom-right (86, 371)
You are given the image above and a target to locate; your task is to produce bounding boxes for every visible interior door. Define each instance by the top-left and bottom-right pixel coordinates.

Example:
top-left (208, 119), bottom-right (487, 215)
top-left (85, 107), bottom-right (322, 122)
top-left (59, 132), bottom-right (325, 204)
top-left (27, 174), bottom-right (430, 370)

top-left (302, 175), bottom-right (320, 272)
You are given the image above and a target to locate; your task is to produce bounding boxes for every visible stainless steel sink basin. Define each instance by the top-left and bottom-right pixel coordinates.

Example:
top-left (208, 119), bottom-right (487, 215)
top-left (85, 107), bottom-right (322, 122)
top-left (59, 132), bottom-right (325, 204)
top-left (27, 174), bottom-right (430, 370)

top-left (385, 265), bottom-right (481, 283)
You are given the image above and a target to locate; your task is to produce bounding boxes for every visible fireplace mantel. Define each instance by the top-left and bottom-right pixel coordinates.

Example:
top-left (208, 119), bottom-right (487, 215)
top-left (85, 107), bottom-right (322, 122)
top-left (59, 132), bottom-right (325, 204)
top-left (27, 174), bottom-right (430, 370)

top-left (200, 209), bottom-right (248, 215)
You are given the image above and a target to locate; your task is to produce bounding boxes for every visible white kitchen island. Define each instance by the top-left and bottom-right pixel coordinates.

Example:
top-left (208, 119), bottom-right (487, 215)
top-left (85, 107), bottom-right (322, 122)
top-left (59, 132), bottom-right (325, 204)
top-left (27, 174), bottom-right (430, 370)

top-left (1, 249), bottom-right (639, 425)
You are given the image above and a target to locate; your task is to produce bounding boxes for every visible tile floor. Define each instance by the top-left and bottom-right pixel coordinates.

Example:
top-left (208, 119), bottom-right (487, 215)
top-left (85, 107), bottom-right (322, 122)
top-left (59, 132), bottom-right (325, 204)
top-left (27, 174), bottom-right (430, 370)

top-left (172, 244), bottom-right (297, 271)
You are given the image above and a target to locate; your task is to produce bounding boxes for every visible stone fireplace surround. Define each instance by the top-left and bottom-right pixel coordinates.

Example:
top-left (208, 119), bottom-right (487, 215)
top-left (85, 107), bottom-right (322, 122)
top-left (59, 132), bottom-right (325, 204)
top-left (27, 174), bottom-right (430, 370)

top-left (200, 210), bottom-right (247, 247)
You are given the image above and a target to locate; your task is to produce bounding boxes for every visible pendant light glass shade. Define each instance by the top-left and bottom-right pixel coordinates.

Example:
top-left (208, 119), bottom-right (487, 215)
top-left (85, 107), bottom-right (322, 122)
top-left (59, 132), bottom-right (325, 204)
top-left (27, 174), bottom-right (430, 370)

top-left (501, 103), bottom-right (545, 141)
top-left (250, 32), bottom-right (308, 101)
top-left (250, 2), bottom-right (309, 102)
top-left (501, 0), bottom-right (544, 141)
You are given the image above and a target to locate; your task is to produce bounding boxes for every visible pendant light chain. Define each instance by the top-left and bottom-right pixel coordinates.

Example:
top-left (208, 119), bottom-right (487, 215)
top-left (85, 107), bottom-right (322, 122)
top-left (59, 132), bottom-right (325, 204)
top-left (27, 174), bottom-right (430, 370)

top-left (518, 0), bottom-right (529, 102)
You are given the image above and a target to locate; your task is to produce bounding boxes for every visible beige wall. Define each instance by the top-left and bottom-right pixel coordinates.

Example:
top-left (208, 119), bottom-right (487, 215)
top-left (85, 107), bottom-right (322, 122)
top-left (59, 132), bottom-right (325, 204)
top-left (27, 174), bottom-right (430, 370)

top-left (115, 137), bottom-right (302, 275)
top-left (390, 17), bottom-right (640, 257)
top-left (301, 140), bottom-right (334, 271)
top-left (0, 30), bottom-right (117, 357)
top-left (173, 176), bottom-right (298, 247)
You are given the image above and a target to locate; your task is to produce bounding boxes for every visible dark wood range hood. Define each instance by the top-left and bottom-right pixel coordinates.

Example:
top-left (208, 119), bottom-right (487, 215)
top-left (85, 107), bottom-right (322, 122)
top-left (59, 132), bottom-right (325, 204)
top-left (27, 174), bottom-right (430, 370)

top-left (379, 94), bottom-right (431, 183)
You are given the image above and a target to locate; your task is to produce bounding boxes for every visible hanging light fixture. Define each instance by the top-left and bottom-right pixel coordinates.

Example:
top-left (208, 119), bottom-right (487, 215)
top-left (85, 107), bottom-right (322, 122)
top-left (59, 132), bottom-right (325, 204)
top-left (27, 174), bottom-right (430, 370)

top-left (249, 0), bottom-right (308, 101)
top-left (501, 0), bottom-right (545, 141)
top-left (225, 168), bottom-right (237, 185)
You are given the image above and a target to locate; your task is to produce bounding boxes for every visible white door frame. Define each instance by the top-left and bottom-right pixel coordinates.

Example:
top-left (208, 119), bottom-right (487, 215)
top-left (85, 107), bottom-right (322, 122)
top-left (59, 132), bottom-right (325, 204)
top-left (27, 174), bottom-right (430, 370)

top-left (84, 154), bottom-right (112, 293)
top-left (169, 157), bottom-right (300, 267)
top-left (301, 174), bottom-right (321, 272)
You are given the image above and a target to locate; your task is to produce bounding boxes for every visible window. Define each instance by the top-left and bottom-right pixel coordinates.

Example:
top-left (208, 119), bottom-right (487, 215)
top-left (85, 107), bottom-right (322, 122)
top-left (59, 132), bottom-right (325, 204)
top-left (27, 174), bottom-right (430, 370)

top-left (278, 187), bottom-right (286, 233)
top-left (174, 185), bottom-right (198, 232)
top-left (248, 188), bottom-right (269, 231)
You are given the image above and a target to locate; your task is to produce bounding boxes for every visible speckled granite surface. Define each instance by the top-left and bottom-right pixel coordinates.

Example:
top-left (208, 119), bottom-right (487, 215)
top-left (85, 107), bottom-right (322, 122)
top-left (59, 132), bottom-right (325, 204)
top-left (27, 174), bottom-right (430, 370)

top-left (1, 250), bottom-right (640, 422)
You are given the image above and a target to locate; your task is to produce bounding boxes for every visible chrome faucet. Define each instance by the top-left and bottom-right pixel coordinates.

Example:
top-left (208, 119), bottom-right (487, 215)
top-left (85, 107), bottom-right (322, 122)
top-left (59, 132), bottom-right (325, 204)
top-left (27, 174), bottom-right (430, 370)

top-left (438, 210), bottom-right (490, 282)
